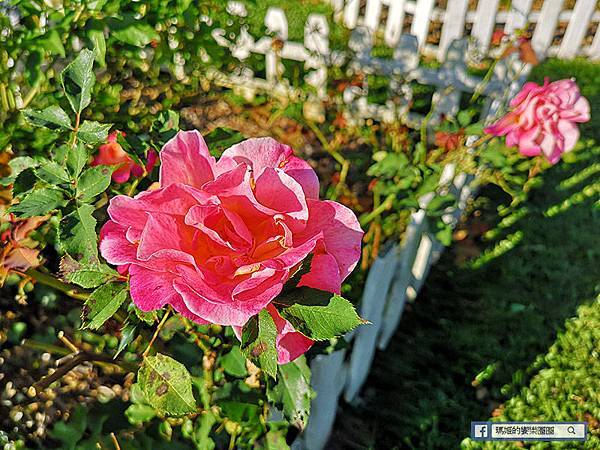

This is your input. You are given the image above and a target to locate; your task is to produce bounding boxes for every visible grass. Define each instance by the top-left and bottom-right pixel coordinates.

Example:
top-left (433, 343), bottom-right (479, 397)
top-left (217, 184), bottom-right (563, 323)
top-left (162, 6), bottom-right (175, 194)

top-left (329, 139), bottom-right (600, 449)
top-left (462, 297), bottom-right (600, 450)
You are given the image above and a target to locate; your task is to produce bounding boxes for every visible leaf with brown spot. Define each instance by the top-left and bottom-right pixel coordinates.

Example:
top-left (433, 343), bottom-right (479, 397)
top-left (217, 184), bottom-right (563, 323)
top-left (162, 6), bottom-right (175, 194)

top-left (138, 353), bottom-right (196, 416)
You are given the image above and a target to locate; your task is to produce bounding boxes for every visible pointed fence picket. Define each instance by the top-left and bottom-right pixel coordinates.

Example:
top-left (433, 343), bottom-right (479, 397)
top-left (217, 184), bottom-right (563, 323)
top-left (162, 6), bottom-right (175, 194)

top-left (212, 2), bottom-right (597, 449)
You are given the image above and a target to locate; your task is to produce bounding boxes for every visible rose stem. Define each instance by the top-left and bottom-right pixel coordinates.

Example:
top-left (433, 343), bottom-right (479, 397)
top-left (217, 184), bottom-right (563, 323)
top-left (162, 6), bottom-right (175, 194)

top-left (110, 433), bottom-right (121, 450)
top-left (142, 307), bottom-right (172, 358)
top-left (23, 268), bottom-right (89, 301)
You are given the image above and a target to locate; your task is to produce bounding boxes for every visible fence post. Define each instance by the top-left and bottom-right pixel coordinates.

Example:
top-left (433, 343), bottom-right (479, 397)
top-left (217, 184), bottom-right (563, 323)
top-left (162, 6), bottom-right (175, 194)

top-left (471, 0), bottom-right (500, 53)
top-left (531, 0), bottom-right (564, 57)
top-left (384, 0), bottom-right (406, 47)
top-left (438, 0), bottom-right (469, 61)
top-left (411, 0), bottom-right (435, 49)
top-left (558, 0), bottom-right (596, 58)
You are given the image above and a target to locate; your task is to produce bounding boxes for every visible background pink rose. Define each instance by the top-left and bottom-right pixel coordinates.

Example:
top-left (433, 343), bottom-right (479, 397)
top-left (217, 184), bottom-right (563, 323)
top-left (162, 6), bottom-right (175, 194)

top-left (100, 131), bottom-right (363, 363)
top-left (92, 131), bottom-right (157, 183)
top-left (485, 78), bottom-right (590, 164)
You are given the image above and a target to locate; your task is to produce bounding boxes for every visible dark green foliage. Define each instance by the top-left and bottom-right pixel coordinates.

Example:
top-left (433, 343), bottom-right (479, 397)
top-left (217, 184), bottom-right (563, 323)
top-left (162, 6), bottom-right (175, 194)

top-left (331, 141), bottom-right (600, 449)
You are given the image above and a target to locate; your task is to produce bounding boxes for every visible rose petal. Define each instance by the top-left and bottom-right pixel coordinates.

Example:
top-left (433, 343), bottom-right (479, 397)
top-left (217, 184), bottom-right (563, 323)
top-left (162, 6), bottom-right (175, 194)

top-left (267, 304), bottom-right (314, 364)
top-left (160, 130), bottom-right (216, 189)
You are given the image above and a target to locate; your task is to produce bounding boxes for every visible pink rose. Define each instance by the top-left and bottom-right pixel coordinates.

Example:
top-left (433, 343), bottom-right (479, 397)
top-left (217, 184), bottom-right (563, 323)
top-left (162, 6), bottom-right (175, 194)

top-left (484, 78), bottom-right (590, 164)
top-left (92, 131), bottom-right (157, 183)
top-left (100, 131), bottom-right (363, 363)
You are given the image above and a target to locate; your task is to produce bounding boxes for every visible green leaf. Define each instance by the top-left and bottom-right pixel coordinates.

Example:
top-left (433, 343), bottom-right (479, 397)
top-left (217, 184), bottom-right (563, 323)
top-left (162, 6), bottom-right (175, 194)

top-left (464, 123), bottom-right (484, 135)
top-left (221, 346), bottom-right (248, 378)
top-left (457, 109), bottom-right (475, 127)
top-left (59, 204), bottom-right (98, 261)
top-left (129, 304), bottom-right (158, 325)
top-left (241, 309), bottom-right (278, 379)
top-left (35, 161), bottom-right (70, 184)
top-left (23, 105), bottom-right (72, 130)
top-left (48, 405), bottom-right (87, 449)
top-left (10, 188), bottom-right (65, 217)
top-left (138, 353), bottom-right (197, 416)
top-left (82, 282), bottom-right (128, 330)
top-left (110, 18), bottom-right (160, 47)
top-left (1, 157), bottom-right (37, 186)
top-left (11, 168), bottom-right (38, 197)
top-left (77, 165), bottom-right (114, 201)
top-left (60, 257), bottom-right (119, 288)
top-left (37, 29), bottom-right (66, 57)
top-left (267, 356), bottom-right (313, 431)
top-left (66, 142), bottom-right (88, 179)
top-left (276, 285), bottom-right (331, 307)
top-left (61, 49), bottom-right (95, 114)
top-left (88, 28), bottom-right (107, 67)
top-left (280, 294), bottom-right (365, 341)
top-left (77, 121), bottom-right (112, 145)
top-left (115, 322), bottom-right (137, 358)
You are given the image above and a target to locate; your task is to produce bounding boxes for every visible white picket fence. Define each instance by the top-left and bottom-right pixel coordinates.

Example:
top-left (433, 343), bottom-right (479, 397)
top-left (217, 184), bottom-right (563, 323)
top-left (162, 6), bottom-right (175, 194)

top-left (212, 1), bottom-right (595, 449)
top-left (332, 0), bottom-right (600, 60)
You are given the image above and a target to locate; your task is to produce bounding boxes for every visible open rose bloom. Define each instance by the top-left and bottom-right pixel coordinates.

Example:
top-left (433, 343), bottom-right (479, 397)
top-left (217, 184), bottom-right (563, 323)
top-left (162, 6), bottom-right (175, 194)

top-left (100, 131), bottom-right (363, 363)
top-left (485, 78), bottom-right (590, 164)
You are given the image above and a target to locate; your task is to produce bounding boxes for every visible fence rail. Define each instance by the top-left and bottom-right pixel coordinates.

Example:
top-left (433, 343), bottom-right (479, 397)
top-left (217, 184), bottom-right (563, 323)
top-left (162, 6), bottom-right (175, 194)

top-left (212, 2), bottom-right (594, 449)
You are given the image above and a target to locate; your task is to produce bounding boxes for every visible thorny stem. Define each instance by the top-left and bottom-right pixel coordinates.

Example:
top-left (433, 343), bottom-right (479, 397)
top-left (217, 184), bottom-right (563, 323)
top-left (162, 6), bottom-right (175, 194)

top-left (142, 308), bottom-right (172, 358)
top-left (228, 428), bottom-right (238, 450)
top-left (127, 177), bottom-right (141, 197)
top-left (332, 159), bottom-right (350, 201)
top-left (24, 269), bottom-right (89, 301)
top-left (69, 112), bottom-right (81, 148)
top-left (360, 193), bottom-right (395, 227)
top-left (303, 118), bottom-right (346, 165)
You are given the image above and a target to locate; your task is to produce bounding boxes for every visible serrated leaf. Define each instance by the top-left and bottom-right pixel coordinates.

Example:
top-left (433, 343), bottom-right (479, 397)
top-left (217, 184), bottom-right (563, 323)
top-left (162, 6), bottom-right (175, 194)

top-left (61, 259), bottom-right (119, 288)
top-left (267, 356), bottom-right (312, 431)
top-left (23, 105), bottom-right (72, 130)
top-left (82, 282), bottom-right (127, 329)
top-left (221, 346), bottom-right (248, 378)
top-left (280, 295), bottom-right (365, 341)
top-left (241, 309), bottom-right (278, 379)
top-left (138, 353), bottom-right (197, 416)
top-left (59, 204), bottom-right (98, 261)
top-left (77, 121), bottom-right (112, 145)
top-left (66, 142), bottom-right (88, 179)
top-left (10, 188), bottom-right (65, 217)
top-left (77, 165), bottom-right (114, 201)
top-left (129, 303), bottom-right (158, 325)
top-left (61, 49), bottom-right (95, 114)
top-left (35, 161), bottom-right (70, 184)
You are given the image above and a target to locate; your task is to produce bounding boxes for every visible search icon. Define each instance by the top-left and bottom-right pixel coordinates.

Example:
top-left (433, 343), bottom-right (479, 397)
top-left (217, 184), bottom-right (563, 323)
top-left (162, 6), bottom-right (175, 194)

top-left (567, 426), bottom-right (576, 435)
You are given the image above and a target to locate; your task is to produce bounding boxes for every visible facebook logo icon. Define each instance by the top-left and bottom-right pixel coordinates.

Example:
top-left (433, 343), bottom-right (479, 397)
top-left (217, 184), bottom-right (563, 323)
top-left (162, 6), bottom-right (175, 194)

top-left (471, 422), bottom-right (491, 441)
